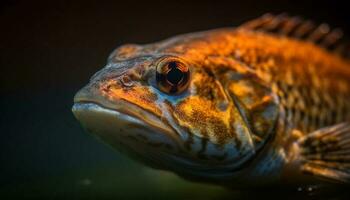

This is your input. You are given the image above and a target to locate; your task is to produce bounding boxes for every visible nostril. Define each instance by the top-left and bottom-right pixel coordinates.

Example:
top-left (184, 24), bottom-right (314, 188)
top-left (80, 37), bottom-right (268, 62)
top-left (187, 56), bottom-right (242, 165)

top-left (120, 75), bottom-right (133, 87)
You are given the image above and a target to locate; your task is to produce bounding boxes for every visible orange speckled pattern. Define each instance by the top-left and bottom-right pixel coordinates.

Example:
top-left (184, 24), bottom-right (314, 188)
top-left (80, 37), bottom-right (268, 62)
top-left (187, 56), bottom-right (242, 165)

top-left (73, 14), bottom-right (350, 186)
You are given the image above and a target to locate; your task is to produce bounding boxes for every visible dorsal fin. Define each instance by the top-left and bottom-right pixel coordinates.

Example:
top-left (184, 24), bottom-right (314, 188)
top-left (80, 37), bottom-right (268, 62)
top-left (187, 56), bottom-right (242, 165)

top-left (240, 13), bottom-right (350, 59)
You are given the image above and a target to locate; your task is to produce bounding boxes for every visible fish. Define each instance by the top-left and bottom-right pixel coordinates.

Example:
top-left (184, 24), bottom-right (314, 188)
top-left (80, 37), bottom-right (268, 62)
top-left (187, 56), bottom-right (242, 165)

top-left (72, 14), bottom-right (350, 188)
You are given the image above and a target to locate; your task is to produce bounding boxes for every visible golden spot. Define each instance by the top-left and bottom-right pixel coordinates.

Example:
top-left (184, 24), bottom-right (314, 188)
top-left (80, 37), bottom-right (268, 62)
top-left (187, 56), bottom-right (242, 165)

top-left (230, 83), bottom-right (254, 98)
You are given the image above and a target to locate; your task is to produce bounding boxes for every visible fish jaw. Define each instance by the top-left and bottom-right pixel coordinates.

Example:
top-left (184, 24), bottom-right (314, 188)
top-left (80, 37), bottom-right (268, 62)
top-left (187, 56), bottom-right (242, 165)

top-left (71, 100), bottom-right (185, 165)
top-left (73, 83), bottom-right (178, 138)
top-left (71, 102), bottom-right (204, 176)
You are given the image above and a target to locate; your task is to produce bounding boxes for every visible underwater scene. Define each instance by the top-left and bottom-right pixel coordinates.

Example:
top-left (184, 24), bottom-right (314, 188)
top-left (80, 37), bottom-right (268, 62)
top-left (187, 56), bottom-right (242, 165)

top-left (1, 0), bottom-right (350, 199)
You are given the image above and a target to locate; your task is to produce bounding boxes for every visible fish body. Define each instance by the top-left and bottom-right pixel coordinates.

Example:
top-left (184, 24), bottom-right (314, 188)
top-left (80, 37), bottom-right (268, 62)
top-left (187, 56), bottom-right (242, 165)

top-left (72, 14), bottom-right (350, 188)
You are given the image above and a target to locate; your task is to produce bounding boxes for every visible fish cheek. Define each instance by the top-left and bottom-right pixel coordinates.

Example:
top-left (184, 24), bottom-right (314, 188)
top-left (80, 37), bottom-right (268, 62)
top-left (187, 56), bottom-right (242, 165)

top-left (174, 72), bottom-right (234, 143)
top-left (172, 96), bottom-right (233, 145)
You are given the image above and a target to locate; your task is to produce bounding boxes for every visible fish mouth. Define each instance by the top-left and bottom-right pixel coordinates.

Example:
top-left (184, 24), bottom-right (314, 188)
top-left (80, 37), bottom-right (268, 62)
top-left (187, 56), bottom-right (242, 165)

top-left (72, 92), bottom-right (182, 151)
top-left (72, 101), bottom-right (181, 170)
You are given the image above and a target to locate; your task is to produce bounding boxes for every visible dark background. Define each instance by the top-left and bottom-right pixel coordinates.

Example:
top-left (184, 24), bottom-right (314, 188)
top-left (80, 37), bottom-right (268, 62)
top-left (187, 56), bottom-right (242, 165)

top-left (1, 0), bottom-right (349, 199)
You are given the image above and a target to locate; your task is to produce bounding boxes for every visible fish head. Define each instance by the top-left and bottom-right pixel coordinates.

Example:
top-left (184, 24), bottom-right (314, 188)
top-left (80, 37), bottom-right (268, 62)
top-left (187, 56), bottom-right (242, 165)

top-left (72, 32), bottom-right (279, 181)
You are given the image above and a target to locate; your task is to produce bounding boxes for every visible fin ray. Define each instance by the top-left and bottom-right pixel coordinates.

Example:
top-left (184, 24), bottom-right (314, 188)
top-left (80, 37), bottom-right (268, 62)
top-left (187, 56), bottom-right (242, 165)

top-left (297, 122), bottom-right (350, 183)
top-left (240, 13), bottom-right (350, 59)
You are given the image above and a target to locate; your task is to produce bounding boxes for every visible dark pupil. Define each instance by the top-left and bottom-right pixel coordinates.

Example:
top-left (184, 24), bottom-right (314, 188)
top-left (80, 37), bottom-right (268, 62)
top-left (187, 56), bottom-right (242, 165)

top-left (166, 62), bottom-right (183, 85)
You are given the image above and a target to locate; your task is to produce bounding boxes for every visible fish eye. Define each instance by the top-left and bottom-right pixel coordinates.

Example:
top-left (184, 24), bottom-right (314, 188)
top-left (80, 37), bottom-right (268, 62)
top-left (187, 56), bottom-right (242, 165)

top-left (156, 58), bottom-right (190, 94)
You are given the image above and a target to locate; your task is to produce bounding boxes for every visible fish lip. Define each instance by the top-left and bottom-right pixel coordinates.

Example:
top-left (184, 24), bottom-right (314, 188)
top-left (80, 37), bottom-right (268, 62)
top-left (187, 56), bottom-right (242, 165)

top-left (72, 98), bottom-right (181, 145)
top-left (72, 102), bottom-right (147, 127)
